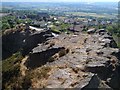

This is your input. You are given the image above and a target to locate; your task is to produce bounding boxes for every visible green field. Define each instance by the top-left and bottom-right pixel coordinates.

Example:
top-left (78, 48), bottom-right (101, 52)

top-left (65, 12), bottom-right (116, 18)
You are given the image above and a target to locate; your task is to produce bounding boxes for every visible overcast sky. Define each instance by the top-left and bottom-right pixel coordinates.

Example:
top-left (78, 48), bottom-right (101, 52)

top-left (1, 0), bottom-right (120, 2)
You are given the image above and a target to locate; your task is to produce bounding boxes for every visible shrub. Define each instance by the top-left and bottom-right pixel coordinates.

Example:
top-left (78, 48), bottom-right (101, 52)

top-left (59, 48), bottom-right (69, 57)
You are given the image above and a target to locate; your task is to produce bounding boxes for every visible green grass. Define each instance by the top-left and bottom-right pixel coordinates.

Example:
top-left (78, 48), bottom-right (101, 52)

top-left (51, 29), bottom-right (61, 34)
top-left (51, 23), bottom-right (71, 34)
top-left (2, 52), bottom-right (23, 72)
top-left (113, 35), bottom-right (120, 48)
top-left (117, 43), bottom-right (120, 48)
top-left (2, 52), bottom-right (24, 89)
top-left (65, 12), bottom-right (115, 18)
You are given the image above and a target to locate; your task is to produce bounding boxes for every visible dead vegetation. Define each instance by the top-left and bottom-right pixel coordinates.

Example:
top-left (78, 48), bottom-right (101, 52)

top-left (59, 48), bottom-right (69, 57)
top-left (21, 66), bottom-right (51, 89)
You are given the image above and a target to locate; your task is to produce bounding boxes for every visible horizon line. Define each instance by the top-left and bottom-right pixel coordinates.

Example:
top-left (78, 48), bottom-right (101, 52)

top-left (1, 1), bottom-right (119, 3)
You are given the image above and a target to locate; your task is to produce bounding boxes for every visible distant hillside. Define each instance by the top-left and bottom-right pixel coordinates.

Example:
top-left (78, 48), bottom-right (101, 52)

top-left (2, 2), bottom-right (118, 15)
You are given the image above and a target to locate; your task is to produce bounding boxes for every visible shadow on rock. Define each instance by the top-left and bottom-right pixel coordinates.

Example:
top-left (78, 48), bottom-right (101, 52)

top-left (25, 47), bottom-right (65, 69)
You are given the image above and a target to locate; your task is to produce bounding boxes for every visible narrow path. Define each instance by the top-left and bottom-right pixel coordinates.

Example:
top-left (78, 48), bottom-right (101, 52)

top-left (20, 56), bottom-right (29, 76)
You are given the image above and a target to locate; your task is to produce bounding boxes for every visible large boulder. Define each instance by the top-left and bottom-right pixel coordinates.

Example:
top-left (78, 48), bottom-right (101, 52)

top-left (22, 30), bottom-right (53, 55)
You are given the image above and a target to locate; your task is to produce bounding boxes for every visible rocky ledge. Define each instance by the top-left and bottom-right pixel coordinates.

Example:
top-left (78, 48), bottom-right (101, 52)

top-left (2, 27), bottom-right (53, 60)
top-left (22, 29), bottom-right (120, 89)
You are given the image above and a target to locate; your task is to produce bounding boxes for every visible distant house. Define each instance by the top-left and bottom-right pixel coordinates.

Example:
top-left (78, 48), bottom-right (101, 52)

top-left (27, 12), bottom-right (50, 20)
top-left (101, 21), bottom-right (107, 25)
top-left (106, 21), bottom-right (112, 24)
top-left (88, 19), bottom-right (98, 26)
top-left (64, 18), bottom-right (75, 24)
top-left (40, 21), bottom-right (47, 28)
top-left (37, 12), bottom-right (50, 19)
top-left (68, 25), bottom-right (84, 32)
top-left (17, 15), bottom-right (27, 19)
top-left (83, 20), bottom-right (88, 26)
top-left (55, 21), bottom-right (61, 26)
top-left (31, 20), bottom-right (47, 28)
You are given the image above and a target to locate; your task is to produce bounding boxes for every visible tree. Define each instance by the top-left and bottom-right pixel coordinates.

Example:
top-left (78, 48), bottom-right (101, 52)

top-left (107, 25), bottom-right (114, 34)
top-left (2, 23), bottom-right (10, 30)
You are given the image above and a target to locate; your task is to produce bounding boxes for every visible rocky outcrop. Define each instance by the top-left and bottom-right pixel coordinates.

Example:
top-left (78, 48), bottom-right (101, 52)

top-left (22, 30), bottom-right (53, 55)
top-left (2, 28), bottom-right (53, 60)
top-left (77, 74), bottom-right (112, 89)
top-left (3, 27), bottom-right (120, 89)
top-left (2, 30), bottom-right (30, 59)
top-left (23, 29), bottom-right (120, 89)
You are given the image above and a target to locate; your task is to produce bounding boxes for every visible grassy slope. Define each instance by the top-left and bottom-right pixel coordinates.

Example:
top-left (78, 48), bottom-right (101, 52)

top-left (113, 35), bottom-right (120, 48)
top-left (2, 52), bottom-right (24, 89)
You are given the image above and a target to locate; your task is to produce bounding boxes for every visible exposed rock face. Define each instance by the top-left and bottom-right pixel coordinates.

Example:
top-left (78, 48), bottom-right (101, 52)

top-left (2, 28), bottom-right (53, 60)
top-left (2, 30), bottom-right (30, 59)
top-left (22, 30), bottom-right (53, 55)
top-left (22, 29), bottom-right (120, 89)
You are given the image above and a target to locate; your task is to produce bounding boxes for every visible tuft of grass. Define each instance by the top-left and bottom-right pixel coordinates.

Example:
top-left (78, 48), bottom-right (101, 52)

top-left (48, 48), bottom-right (69, 62)
top-left (38, 66), bottom-right (51, 79)
top-left (22, 66), bottom-right (51, 88)
top-left (59, 48), bottom-right (69, 57)
top-left (51, 29), bottom-right (61, 34)
top-left (48, 56), bottom-right (56, 62)
top-left (27, 66), bottom-right (51, 80)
